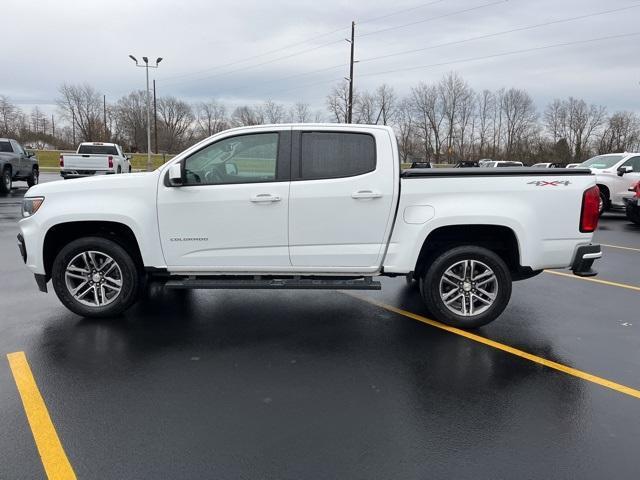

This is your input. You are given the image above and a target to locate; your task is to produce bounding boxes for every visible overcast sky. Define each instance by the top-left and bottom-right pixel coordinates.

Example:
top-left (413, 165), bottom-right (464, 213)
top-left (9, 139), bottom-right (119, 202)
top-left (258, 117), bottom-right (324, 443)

top-left (2, 0), bottom-right (639, 116)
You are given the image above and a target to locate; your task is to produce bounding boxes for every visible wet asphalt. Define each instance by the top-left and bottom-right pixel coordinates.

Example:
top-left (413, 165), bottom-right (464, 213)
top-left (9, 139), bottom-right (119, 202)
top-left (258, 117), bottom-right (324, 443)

top-left (1, 173), bottom-right (639, 479)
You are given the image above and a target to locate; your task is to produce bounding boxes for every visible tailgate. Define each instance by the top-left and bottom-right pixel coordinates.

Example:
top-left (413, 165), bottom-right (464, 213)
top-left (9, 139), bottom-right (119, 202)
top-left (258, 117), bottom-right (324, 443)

top-left (63, 154), bottom-right (110, 170)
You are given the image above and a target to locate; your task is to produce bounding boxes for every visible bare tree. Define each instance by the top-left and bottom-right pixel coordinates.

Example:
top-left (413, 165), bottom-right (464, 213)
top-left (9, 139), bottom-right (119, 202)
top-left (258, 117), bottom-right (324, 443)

top-left (476, 90), bottom-right (494, 157)
top-left (598, 111), bottom-right (640, 153)
top-left (260, 100), bottom-right (286, 124)
top-left (566, 97), bottom-right (606, 160)
top-left (411, 82), bottom-right (445, 161)
top-left (196, 100), bottom-right (227, 138)
top-left (395, 98), bottom-right (417, 163)
top-left (231, 106), bottom-right (263, 127)
top-left (56, 83), bottom-right (104, 141)
top-left (290, 102), bottom-right (311, 123)
top-left (0, 96), bottom-right (21, 136)
top-left (374, 84), bottom-right (397, 125)
top-left (326, 81), bottom-right (353, 123)
top-left (114, 90), bottom-right (148, 151)
top-left (354, 91), bottom-right (376, 124)
top-left (440, 72), bottom-right (471, 161)
top-left (543, 99), bottom-right (566, 144)
top-left (500, 88), bottom-right (537, 158)
top-left (157, 96), bottom-right (194, 152)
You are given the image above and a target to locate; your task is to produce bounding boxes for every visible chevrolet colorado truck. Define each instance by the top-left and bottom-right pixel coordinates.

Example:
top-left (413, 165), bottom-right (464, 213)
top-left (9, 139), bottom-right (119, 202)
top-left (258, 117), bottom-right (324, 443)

top-left (18, 124), bottom-right (602, 328)
top-left (0, 138), bottom-right (39, 193)
top-left (60, 142), bottom-right (131, 179)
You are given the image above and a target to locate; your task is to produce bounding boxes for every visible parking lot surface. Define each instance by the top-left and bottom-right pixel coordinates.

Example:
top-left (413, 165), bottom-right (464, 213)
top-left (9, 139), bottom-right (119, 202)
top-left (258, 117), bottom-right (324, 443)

top-left (1, 173), bottom-right (639, 479)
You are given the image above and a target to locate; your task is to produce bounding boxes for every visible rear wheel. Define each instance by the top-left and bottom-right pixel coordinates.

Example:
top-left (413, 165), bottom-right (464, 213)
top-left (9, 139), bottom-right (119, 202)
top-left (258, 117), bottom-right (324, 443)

top-left (420, 245), bottom-right (512, 328)
top-left (51, 237), bottom-right (140, 318)
top-left (0, 167), bottom-right (11, 193)
top-left (598, 188), bottom-right (609, 215)
top-left (27, 167), bottom-right (39, 187)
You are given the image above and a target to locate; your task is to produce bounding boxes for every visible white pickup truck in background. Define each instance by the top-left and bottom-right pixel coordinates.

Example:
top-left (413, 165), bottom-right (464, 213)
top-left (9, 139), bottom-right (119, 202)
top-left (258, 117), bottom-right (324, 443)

top-left (60, 142), bottom-right (131, 179)
top-left (19, 124), bottom-right (602, 328)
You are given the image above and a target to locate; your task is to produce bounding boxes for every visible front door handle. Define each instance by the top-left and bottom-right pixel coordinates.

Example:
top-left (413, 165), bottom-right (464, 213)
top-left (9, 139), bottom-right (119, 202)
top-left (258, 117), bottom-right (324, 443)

top-left (352, 190), bottom-right (383, 199)
top-left (250, 193), bottom-right (281, 203)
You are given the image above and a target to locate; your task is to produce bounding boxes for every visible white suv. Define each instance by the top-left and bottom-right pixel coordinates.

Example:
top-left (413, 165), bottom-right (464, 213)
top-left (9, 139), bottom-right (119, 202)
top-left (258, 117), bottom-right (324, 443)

top-left (580, 153), bottom-right (640, 212)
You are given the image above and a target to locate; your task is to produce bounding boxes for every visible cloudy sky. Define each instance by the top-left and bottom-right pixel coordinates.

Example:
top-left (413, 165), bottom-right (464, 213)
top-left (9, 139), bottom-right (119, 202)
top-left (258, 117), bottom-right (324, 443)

top-left (2, 0), bottom-right (639, 116)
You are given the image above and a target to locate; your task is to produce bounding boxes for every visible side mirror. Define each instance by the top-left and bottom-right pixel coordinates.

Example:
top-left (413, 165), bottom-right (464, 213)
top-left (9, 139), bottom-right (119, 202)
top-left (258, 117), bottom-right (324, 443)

top-left (225, 163), bottom-right (238, 176)
top-left (27, 151), bottom-right (35, 158)
top-left (617, 165), bottom-right (633, 176)
top-left (168, 163), bottom-right (183, 186)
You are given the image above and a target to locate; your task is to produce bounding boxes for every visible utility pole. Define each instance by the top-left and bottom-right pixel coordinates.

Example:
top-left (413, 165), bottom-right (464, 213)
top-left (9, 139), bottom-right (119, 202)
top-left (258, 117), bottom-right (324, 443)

top-left (129, 55), bottom-right (163, 171)
top-left (103, 94), bottom-right (107, 141)
top-left (72, 111), bottom-right (76, 145)
top-left (51, 114), bottom-right (55, 138)
top-left (346, 21), bottom-right (355, 124)
top-left (153, 79), bottom-right (158, 154)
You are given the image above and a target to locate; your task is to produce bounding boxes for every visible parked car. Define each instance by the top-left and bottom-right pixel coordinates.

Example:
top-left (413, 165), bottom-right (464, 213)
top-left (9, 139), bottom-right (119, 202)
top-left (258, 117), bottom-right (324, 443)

top-left (410, 161), bottom-right (431, 168)
top-left (0, 138), bottom-right (39, 193)
top-left (566, 163), bottom-right (581, 169)
top-left (579, 153), bottom-right (640, 213)
top-left (531, 162), bottom-right (562, 168)
top-left (454, 161), bottom-right (480, 168)
top-left (478, 158), bottom-right (493, 167)
top-left (483, 161), bottom-right (524, 168)
top-left (624, 181), bottom-right (640, 225)
top-left (18, 124), bottom-right (601, 328)
top-left (60, 142), bottom-right (131, 179)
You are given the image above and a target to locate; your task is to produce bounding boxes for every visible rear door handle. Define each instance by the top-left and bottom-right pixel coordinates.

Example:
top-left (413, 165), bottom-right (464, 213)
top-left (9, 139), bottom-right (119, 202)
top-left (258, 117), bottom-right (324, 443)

top-left (352, 190), bottom-right (383, 199)
top-left (250, 193), bottom-right (281, 203)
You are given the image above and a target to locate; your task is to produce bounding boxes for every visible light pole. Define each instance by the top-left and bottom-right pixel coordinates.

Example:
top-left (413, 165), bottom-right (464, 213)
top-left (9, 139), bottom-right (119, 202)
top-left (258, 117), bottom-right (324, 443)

top-left (129, 55), bottom-right (162, 171)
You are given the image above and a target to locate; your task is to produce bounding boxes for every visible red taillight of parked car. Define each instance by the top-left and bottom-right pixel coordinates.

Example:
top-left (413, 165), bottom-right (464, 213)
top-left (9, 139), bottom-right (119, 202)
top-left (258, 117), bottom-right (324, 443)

top-left (634, 182), bottom-right (640, 199)
top-left (580, 185), bottom-right (600, 233)
top-left (108, 156), bottom-right (113, 168)
top-left (59, 155), bottom-right (64, 167)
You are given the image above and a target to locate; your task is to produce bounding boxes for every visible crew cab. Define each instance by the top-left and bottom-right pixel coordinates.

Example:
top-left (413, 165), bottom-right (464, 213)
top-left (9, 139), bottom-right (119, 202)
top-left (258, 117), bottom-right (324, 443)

top-left (18, 124), bottom-right (602, 328)
top-left (0, 138), bottom-right (39, 193)
top-left (579, 153), bottom-right (640, 213)
top-left (60, 142), bottom-right (131, 179)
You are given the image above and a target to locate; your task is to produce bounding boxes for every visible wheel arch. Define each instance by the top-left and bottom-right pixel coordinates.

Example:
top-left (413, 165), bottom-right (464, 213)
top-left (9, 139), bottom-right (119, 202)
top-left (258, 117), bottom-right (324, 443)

top-left (43, 221), bottom-right (144, 279)
top-left (413, 224), bottom-right (528, 279)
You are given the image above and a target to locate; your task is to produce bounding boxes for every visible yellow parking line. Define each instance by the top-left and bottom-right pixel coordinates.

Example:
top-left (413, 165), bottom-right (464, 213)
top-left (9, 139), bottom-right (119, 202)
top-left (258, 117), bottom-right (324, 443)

top-left (601, 243), bottom-right (640, 253)
top-left (6, 352), bottom-right (76, 480)
top-left (544, 269), bottom-right (640, 292)
top-left (344, 293), bottom-right (640, 400)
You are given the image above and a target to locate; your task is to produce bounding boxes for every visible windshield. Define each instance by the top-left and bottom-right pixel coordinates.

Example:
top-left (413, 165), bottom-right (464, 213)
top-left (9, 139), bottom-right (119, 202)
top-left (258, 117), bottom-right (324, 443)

top-left (78, 144), bottom-right (119, 155)
top-left (580, 155), bottom-right (624, 169)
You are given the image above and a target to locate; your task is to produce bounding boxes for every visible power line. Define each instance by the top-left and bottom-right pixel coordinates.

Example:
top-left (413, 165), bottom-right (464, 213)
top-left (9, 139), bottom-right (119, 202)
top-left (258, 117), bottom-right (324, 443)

top-left (357, 3), bottom-right (640, 65)
top-left (161, 0), bottom-right (450, 83)
top-left (357, 0), bottom-right (508, 37)
top-left (356, 32), bottom-right (640, 79)
top-left (161, 1), bottom-right (501, 87)
top-left (225, 3), bottom-right (638, 97)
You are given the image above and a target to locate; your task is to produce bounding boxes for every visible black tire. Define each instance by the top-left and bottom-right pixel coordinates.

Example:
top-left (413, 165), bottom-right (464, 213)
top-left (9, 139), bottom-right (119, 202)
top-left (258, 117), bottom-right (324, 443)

top-left (51, 236), bottom-right (140, 318)
top-left (27, 167), bottom-right (39, 187)
top-left (627, 203), bottom-right (640, 225)
top-left (117, 166), bottom-right (122, 174)
top-left (128, 165), bottom-right (132, 173)
top-left (405, 272), bottom-right (417, 287)
top-left (599, 189), bottom-right (609, 216)
top-left (419, 245), bottom-right (512, 328)
top-left (0, 167), bottom-right (11, 194)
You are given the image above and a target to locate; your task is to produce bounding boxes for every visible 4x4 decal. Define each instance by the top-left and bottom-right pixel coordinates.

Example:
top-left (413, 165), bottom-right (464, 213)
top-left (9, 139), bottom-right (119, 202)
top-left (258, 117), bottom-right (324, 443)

top-left (527, 180), bottom-right (571, 187)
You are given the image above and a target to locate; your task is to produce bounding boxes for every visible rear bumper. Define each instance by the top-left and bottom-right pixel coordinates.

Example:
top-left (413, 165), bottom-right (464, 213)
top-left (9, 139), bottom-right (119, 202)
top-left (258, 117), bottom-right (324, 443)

top-left (60, 170), bottom-right (115, 179)
top-left (571, 244), bottom-right (601, 277)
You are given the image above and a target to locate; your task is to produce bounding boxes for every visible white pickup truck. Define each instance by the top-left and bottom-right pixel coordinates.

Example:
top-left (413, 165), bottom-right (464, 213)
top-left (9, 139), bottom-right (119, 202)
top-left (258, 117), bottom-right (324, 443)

top-left (60, 142), bottom-right (131, 179)
top-left (18, 124), bottom-right (602, 328)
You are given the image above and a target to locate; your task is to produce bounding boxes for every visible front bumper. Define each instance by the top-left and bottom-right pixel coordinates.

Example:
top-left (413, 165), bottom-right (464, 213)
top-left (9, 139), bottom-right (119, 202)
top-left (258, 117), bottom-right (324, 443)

top-left (571, 244), bottom-right (601, 277)
top-left (17, 233), bottom-right (27, 263)
top-left (17, 233), bottom-right (47, 292)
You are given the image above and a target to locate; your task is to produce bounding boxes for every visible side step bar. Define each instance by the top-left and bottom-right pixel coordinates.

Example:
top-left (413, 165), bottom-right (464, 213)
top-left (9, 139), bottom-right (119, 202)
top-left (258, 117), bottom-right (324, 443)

top-left (164, 276), bottom-right (381, 291)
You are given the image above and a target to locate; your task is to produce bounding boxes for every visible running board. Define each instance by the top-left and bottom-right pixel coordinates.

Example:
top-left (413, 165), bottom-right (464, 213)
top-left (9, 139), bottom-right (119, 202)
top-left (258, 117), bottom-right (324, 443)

top-left (164, 276), bottom-right (381, 291)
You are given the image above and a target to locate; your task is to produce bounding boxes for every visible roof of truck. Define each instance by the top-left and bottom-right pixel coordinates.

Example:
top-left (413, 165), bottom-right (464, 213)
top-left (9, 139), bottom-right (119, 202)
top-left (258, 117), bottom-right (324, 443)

top-left (78, 142), bottom-right (119, 146)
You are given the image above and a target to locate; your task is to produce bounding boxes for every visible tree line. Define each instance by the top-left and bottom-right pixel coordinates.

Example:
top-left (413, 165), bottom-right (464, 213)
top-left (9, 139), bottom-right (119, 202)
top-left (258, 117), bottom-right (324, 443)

top-left (1, 71), bottom-right (639, 164)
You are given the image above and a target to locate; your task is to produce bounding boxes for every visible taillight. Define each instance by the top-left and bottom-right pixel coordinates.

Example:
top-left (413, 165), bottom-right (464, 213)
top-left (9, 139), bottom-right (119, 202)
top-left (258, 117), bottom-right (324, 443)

top-left (59, 155), bottom-right (64, 167)
top-left (108, 156), bottom-right (113, 168)
top-left (634, 182), bottom-right (640, 199)
top-left (580, 185), bottom-right (600, 233)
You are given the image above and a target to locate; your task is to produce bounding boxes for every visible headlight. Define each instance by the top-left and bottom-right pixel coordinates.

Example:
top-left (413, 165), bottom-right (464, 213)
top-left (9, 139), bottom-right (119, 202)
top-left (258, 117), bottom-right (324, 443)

top-left (22, 197), bottom-right (44, 218)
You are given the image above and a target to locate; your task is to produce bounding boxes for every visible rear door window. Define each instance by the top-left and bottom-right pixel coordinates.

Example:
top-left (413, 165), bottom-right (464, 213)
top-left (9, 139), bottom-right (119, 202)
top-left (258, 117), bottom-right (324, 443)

top-left (299, 132), bottom-right (376, 180)
top-left (0, 141), bottom-right (12, 153)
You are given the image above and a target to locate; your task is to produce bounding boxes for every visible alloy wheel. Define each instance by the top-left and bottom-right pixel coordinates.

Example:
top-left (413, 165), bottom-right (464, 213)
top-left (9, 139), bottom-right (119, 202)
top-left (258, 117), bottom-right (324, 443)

top-left (438, 259), bottom-right (498, 316)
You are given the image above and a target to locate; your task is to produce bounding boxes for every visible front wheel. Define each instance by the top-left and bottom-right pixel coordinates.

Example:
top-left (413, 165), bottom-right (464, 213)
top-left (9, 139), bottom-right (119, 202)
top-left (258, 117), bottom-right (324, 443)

top-left (420, 246), bottom-right (512, 328)
top-left (27, 167), bottom-right (39, 187)
top-left (51, 237), bottom-right (140, 318)
top-left (0, 167), bottom-right (11, 193)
